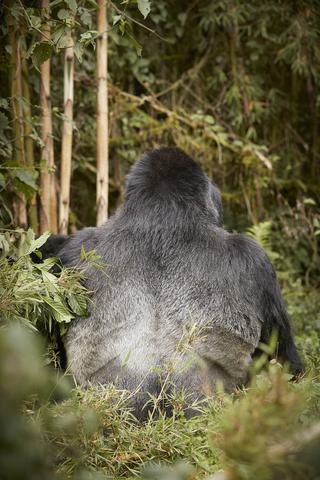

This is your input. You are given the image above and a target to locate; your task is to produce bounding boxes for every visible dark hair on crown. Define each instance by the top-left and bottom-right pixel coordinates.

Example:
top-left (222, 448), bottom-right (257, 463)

top-left (125, 147), bottom-right (208, 206)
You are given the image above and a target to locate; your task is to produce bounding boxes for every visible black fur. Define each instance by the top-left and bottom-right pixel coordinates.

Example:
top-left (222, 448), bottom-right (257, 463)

top-left (39, 147), bottom-right (303, 417)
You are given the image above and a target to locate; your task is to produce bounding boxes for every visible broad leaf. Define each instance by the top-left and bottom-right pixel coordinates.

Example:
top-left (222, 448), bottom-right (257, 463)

top-left (137, 0), bottom-right (151, 19)
top-left (32, 42), bottom-right (53, 68)
top-left (44, 296), bottom-right (74, 323)
top-left (65, 0), bottom-right (77, 14)
top-left (14, 168), bottom-right (38, 190)
top-left (19, 230), bottom-right (51, 257)
top-left (68, 293), bottom-right (87, 316)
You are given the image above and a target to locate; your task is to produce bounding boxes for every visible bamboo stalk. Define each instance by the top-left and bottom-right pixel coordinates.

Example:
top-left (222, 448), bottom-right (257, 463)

top-left (59, 41), bottom-right (74, 235)
top-left (7, 6), bottom-right (27, 228)
top-left (114, 153), bottom-right (123, 208)
top-left (111, 105), bottom-right (123, 208)
top-left (96, 0), bottom-right (109, 226)
top-left (22, 59), bottom-right (38, 233)
top-left (39, 0), bottom-right (57, 233)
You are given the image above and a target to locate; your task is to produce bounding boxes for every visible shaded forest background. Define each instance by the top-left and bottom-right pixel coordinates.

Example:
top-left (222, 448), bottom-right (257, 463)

top-left (0, 1), bottom-right (320, 479)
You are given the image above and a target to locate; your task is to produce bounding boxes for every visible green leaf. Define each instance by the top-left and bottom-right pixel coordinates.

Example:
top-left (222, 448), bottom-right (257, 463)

top-left (128, 35), bottom-right (143, 57)
top-left (30, 15), bottom-right (42, 29)
top-left (19, 230), bottom-right (51, 257)
top-left (0, 172), bottom-right (5, 189)
top-left (43, 257), bottom-right (60, 268)
top-left (14, 169), bottom-right (38, 190)
top-left (68, 293), bottom-right (87, 316)
top-left (204, 115), bottom-right (215, 125)
top-left (0, 99), bottom-right (9, 109)
top-left (80, 30), bottom-right (97, 45)
top-left (80, 9), bottom-right (92, 27)
top-left (42, 269), bottom-right (59, 285)
top-left (303, 198), bottom-right (316, 206)
top-left (51, 25), bottom-right (72, 49)
top-left (0, 111), bottom-right (9, 131)
top-left (44, 296), bottom-right (74, 323)
top-left (57, 32), bottom-right (73, 49)
top-left (74, 42), bottom-right (84, 62)
top-left (32, 42), bottom-right (53, 68)
top-left (178, 12), bottom-right (187, 25)
top-left (49, 0), bottom-right (64, 7)
top-left (0, 234), bottom-right (10, 258)
top-left (65, 0), bottom-right (77, 14)
top-left (113, 15), bottom-right (122, 26)
top-left (32, 232), bottom-right (52, 253)
top-left (137, 0), bottom-right (151, 19)
top-left (51, 25), bottom-right (65, 44)
top-left (57, 8), bottom-right (72, 20)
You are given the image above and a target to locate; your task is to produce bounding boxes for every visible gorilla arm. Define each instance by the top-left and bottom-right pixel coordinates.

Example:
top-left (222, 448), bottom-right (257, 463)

top-left (37, 234), bottom-right (69, 261)
top-left (233, 234), bottom-right (304, 376)
top-left (37, 227), bottom-right (97, 265)
top-left (257, 254), bottom-right (303, 375)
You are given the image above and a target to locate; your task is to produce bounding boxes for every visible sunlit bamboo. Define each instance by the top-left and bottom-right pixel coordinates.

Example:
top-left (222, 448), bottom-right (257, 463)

top-left (39, 0), bottom-right (57, 233)
top-left (96, 0), bottom-right (109, 226)
top-left (8, 5), bottom-right (27, 228)
top-left (59, 40), bottom-right (74, 234)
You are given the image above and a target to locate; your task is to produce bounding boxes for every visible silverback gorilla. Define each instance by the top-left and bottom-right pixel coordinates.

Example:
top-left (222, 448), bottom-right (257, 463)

top-left (42, 148), bottom-right (302, 416)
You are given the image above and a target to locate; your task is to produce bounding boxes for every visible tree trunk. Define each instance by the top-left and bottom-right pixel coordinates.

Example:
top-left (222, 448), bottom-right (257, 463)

top-left (7, 6), bottom-right (28, 228)
top-left (96, 0), bottom-right (109, 226)
top-left (59, 41), bottom-right (74, 234)
top-left (39, 0), bottom-right (57, 233)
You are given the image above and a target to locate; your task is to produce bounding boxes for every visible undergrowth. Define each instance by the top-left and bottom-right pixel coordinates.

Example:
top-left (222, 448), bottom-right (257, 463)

top-left (0, 228), bottom-right (319, 480)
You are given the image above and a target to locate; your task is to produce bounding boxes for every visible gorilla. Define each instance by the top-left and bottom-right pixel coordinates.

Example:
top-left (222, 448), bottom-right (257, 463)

top-left (43, 147), bottom-right (302, 416)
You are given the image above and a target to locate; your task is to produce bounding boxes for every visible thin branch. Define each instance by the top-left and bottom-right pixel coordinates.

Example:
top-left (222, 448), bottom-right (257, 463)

top-left (109, 1), bottom-right (168, 42)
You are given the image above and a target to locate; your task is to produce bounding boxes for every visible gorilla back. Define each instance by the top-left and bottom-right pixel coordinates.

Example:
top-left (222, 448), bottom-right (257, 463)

top-left (54, 148), bottom-right (302, 414)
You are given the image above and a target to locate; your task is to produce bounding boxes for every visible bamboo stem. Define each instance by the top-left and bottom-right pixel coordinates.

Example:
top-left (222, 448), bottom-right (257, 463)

top-left (59, 42), bottom-right (74, 234)
top-left (7, 6), bottom-right (27, 228)
top-left (111, 104), bottom-right (123, 208)
top-left (39, 0), bottom-right (57, 233)
top-left (96, 0), bottom-right (109, 226)
top-left (22, 59), bottom-right (38, 233)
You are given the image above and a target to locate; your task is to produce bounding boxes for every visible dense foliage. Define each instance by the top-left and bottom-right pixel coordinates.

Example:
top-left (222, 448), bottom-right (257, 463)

top-left (0, 229), bottom-right (89, 365)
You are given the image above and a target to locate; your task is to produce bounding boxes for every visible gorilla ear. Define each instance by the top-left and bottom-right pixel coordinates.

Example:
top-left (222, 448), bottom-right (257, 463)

top-left (209, 181), bottom-right (223, 226)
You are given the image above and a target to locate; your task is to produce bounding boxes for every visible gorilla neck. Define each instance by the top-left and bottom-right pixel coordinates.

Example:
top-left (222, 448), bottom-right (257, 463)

top-left (122, 199), bottom-right (218, 232)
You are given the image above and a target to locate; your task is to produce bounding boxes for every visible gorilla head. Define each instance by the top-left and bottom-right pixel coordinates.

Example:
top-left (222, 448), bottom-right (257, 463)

top-left (41, 147), bottom-right (302, 418)
top-left (125, 148), bottom-right (223, 226)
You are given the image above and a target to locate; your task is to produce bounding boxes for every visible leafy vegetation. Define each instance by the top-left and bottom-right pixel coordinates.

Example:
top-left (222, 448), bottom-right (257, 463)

top-left (0, 229), bottom-right (88, 366)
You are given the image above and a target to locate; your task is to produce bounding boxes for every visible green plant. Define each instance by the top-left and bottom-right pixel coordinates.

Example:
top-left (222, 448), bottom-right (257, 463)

top-left (0, 228), bottom-right (88, 365)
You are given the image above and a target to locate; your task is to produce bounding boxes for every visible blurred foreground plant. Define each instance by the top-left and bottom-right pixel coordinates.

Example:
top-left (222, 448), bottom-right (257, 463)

top-left (0, 325), bottom-right (70, 480)
top-left (213, 365), bottom-right (320, 480)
